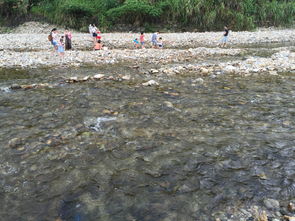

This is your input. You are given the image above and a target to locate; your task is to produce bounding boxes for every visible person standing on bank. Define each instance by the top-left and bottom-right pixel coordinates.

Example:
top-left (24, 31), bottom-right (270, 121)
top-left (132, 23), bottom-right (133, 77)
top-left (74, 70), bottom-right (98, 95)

top-left (49, 28), bottom-right (58, 51)
top-left (92, 24), bottom-right (98, 46)
top-left (88, 24), bottom-right (93, 36)
top-left (220, 26), bottom-right (229, 48)
top-left (64, 28), bottom-right (72, 50)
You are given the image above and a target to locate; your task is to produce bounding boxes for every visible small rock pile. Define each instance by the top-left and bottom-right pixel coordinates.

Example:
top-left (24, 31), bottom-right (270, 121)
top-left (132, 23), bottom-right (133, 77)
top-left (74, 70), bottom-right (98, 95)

top-left (146, 50), bottom-right (295, 76)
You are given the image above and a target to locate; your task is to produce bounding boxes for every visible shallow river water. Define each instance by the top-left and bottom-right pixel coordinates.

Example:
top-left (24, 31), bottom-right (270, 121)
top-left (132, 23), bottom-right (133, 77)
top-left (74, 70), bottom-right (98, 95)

top-left (0, 59), bottom-right (295, 220)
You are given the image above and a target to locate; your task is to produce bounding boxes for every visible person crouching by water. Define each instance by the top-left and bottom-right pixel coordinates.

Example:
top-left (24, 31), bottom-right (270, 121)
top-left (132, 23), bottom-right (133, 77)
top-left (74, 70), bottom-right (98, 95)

top-left (94, 40), bottom-right (103, 50)
top-left (58, 36), bottom-right (65, 57)
top-left (151, 31), bottom-right (159, 48)
top-left (158, 37), bottom-right (164, 48)
top-left (133, 38), bottom-right (140, 49)
top-left (220, 26), bottom-right (229, 48)
top-left (64, 29), bottom-right (72, 50)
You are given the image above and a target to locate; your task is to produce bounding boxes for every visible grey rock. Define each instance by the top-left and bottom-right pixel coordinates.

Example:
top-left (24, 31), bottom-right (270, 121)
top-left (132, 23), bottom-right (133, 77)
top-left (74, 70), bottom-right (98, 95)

top-left (10, 84), bottom-right (21, 89)
top-left (8, 137), bottom-right (23, 148)
top-left (264, 198), bottom-right (280, 210)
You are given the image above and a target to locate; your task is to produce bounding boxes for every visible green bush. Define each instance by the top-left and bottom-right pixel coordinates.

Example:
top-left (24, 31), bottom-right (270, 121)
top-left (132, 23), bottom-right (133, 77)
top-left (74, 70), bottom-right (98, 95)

top-left (106, 0), bottom-right (162, 25)
top-left (0, 0), bottom-right (294, 30)
top-left (0, 0), bottom-right (29, 22)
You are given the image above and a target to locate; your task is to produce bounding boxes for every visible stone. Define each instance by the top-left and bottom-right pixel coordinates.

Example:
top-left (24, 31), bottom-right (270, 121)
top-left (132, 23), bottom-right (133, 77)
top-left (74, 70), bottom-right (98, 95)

top-left (269, 71), bottom-right (278, 75)
top-left (122, 75), bottom-right (131, 80)
top-left (288, 203), bottom-right (295, 212)
top-left (257, 211), bottom-right (268, 221)
top-left (224, 65), bottom-right (237, 73)
top-left (142, 80), bottom-right (159, 86)
top-left (8, 138), bottom-right (23, 148)
top-left (195, 78), bottom-right (204, 84)
top-left (200, 67), bottom-right (209, 74)
top-left (83, 76), bottom-right (90, 81)
top-left (93, 74), bottom-right (105, 80)
top-left (69, 77), bottom-right (78, 82)
top-left (263, 198), bottom-right (280, 210)
top-left (164, 101), bottom-right (174, 108)
top-left (10, 84), bottom-right (21, 90)
top-left (21, 85), bottom-right (34, 89)
top-left (150, 69), bottom-right (159, 74)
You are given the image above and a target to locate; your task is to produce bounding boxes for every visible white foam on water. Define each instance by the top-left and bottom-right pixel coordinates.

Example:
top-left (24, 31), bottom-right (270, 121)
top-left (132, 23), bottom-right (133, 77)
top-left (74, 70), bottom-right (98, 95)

top-left (89, 117), bottom-right (117, 131)
top-left (0, 87), bottom-right (11, 93)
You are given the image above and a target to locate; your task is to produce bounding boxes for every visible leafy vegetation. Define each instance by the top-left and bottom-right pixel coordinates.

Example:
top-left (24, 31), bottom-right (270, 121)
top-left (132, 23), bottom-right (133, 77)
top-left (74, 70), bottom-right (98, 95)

top-left (0, 0), bottom-right (294, 31)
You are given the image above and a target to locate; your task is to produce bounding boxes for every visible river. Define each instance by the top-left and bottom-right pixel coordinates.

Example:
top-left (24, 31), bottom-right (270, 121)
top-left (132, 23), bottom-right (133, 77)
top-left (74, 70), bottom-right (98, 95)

top-left (0, 51), bottom-right (295, 220)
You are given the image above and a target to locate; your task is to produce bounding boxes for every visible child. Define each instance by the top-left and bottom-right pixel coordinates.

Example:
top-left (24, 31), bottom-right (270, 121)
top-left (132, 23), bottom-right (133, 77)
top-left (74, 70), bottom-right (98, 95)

top-left (140, 32), bottom-right (145, 49)
top-left (96, 35), bottom-right (101, 41)
top-left (58, 36), bottom-right (65, 56)
top-left (133, 38), bottom-right (140, 49)
top-left (94, 40), bottom-right (103, 50)
top-left (96, 29), bottom-right (101, 40)
top-left (220, 26), bottom-right (229, 48)
top-left (158, 37), bottom-right (163, 48)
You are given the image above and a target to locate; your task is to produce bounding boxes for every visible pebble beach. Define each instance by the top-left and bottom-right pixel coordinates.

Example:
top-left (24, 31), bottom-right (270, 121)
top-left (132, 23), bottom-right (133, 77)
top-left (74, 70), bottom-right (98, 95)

top-left (0, 22), bottom-right (294, 73)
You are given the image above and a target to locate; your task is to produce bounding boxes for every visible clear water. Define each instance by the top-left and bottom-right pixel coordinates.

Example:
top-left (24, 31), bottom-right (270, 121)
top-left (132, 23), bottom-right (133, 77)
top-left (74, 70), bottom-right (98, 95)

top-left (0, 58), bottom-right (295, 220)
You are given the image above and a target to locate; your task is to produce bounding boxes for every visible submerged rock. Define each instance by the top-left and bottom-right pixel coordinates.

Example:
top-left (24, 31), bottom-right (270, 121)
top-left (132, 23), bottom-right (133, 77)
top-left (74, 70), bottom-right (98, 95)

top-left (263, 198), bottom-right (280, 210)
top-left (8, 138), bottom-right (23, 149)
top-left (285, 216), bottom-right (295, 221)
top-left (195, 78), bottom-right (204, 84)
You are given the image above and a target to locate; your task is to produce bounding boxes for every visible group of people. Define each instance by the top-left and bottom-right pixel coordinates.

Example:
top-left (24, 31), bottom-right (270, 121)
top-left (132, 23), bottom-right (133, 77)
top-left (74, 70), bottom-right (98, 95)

top-left (133, 27), bottom-right (229, 49)
top-left (48, 28), bottom-right (72, 56)
top-left (133, 31), bottom-right (164, 49)
top-left (48, 25), bottom-right (230, 54)
top-left (89, 24), bottom-right (103, 50)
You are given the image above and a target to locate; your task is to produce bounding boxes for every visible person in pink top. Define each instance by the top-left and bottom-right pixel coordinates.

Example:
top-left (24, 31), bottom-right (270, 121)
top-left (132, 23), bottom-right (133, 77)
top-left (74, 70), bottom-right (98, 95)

top-left (64, 28), bottom-right (72, 50)
top-left (140, 32), bottom-right (145, 49)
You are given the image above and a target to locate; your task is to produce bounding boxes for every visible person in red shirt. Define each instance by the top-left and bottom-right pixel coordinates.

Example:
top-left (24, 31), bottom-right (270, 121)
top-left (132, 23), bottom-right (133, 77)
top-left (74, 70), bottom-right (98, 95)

top-left (140, 32), bottom-right (145, 49)
top-left (96, 29), bottom-right (101, 40)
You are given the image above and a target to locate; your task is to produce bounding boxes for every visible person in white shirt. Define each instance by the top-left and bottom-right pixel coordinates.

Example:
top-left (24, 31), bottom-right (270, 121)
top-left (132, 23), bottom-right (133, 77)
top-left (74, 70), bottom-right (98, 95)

top-left (92, 24), bottom-right (98, 46)
top-left (88, 24), bottom-right (93, 36)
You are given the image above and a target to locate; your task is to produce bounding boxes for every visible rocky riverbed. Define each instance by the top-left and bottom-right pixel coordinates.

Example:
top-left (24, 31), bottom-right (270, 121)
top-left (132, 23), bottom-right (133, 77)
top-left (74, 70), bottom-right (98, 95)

top-left (1, 23), bottom-right (295, 221)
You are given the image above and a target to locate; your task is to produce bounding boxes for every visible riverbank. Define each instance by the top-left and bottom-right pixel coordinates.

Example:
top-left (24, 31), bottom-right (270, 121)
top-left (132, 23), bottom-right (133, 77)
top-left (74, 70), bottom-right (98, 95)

top-left (0, 22), bottom-right (295, 71)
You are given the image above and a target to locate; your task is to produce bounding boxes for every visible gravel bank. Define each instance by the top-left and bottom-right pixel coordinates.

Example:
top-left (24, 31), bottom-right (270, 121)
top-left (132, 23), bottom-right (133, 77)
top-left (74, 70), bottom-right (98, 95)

top-left (0, 22), bottom-right (294, 71)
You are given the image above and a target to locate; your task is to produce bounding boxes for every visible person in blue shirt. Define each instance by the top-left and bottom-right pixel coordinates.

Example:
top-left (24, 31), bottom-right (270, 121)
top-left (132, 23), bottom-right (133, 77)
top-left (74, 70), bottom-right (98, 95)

top-left (133, 38), bottom-right (140, 48)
